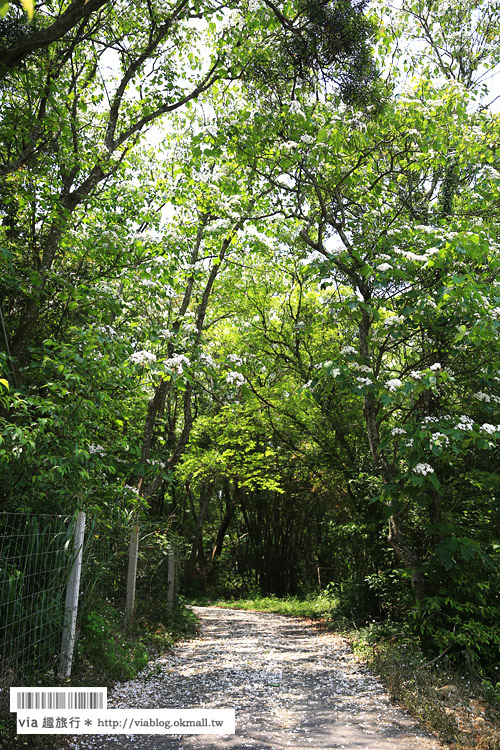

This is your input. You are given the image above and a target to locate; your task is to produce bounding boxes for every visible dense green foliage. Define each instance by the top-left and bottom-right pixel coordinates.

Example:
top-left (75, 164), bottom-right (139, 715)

top-left (1, 0), bottom-right (500, 683)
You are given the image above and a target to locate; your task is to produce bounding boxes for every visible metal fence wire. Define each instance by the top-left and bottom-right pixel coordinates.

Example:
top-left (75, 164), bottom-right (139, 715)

top-left (0, 512), bottom-right (77, 689)
top-left (0, 508), bottom-right (177, 698)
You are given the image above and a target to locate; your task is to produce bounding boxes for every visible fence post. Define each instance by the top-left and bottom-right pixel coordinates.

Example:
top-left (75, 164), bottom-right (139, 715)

top-left (167, 545), bottom-right (176, 612)
top-left (125, 525), bottom-right (139, 623)
top-left (59, 510), bottom-right (86, 678)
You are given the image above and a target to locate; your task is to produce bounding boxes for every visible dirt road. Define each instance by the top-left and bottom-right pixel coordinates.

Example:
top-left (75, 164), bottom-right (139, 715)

top-left (69, 606), bottom-right (445, 749)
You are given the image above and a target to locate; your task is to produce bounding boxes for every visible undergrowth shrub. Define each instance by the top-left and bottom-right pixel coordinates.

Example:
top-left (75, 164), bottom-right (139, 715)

top-left (76, 602), bottom-right (148, 681)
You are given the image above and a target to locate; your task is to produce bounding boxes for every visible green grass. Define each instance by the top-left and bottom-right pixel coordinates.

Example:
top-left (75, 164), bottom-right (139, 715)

top-left (196, 592), bottom-right (346, 621)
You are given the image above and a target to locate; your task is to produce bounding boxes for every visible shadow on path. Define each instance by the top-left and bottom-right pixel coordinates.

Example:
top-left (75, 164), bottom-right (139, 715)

top-left (69, 606), bottom-right (445, 750)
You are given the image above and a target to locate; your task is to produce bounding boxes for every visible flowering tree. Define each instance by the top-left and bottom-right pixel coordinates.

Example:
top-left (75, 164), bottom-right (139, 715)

top-left (220, 0), bottom-right (500, 658)
top-left (2, 0), bottom-right (500, 673)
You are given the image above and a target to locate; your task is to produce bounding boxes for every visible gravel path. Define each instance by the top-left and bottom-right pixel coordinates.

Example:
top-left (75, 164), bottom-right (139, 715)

top-left (70, 606), bottom-right (445, 750)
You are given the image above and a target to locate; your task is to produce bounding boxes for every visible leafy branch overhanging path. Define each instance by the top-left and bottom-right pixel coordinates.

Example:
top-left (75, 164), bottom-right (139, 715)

top-left (70, 606), bottom-right (444, 750)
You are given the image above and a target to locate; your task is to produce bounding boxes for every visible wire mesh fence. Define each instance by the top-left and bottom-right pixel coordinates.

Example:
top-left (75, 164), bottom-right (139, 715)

top-left (0, 512), bottom-right (77, 690)
top-left (78, 510), bottom-right (130, 613)
top-left (0, 507), bottom-right (178, 696)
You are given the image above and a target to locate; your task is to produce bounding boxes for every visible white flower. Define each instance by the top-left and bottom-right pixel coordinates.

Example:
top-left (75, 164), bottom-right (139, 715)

top-left (474, 392), bottom-right (491, 402)
top-left (89, 444), bottom-right (106, 455)
top-left (384, 315), bottom-right (404, 326)
top-left (227, 371), bottom-right (245, 385)
top-left (129, 350), bottom-right (157, 365)
top-left (411, 370), bottom-right (423, 380)
top-left (289, 100), bottom-right (305, 117)
top-left (455, 415), bottom-right (474, 431)
top-left (430, 432), bottom-right (450, 446)
top-left (480, 423), bottom-right (499, 435)
top-left (429, 363), bottom-right (441, 371)
top-left (413, 463), bottom-right (434, 475)
top-left (124, 484), bottom-right (139, 495)
top-left (227, 354), bottom-right (243, 365)
top-left (356, 377), bottom-right (373, 386)
top-left (386, 378), bottom-right (402, 391)
top-left (340, 346), bottom-right (357, 354)
top-left (160, 329), bottom-right (175, 339)
top-left (391, 428), bottom-right (406, 436)
top-left (376, 263), bottom-right (393, 272)
top-left (200, 353), bottom-right (215, 367)
top-left (165, 354), bottom-right (190, 375)
top-left (300, 134), bottom-right (315, 145)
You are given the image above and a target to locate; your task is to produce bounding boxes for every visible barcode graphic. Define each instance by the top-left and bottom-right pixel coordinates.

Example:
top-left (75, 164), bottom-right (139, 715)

top-left (16, 692), bottom-right (105, 710)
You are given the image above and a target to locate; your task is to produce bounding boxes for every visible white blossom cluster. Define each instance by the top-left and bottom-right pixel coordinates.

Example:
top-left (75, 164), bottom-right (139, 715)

top-left (474, 392), bottom-right (500, 404)
top-left (159, 329), bottom-right (175, 340)
top-left (129, 350), bottom-right (156, 365)
top-left (455, 415), bottom-right (474, 431)
top-left (227, 371), bottom-right (245, 386)
top-left (300, 134), bottom-right (315, 145)
top-left (391, 428), bottom-right (406, 436)
top-left (429, 363), bottom-right (441, 371)
top-left (384, 315), bottom-right (404, 326)
top-left (413, 463), bottom-right (434, 475)
top-left (480, 424), bottom-right (500, 435)
top-left (281, 140), bottom-right (298, 153)
top-left (393, 247), bottom-right (440, 263)
top-left (89, 444), bottom-right (106, 455)
top-left (165, 354), bottom-right (190, 374)
top-left (430, 432), bottom-right (450, 447)
top-left (340, 345), bottom-right (357, 355)
top-left (289, 100), bottom-right (305, 117)
top-left (200, 352), bottom-right (216, 368)
top-left (385, 378), bottom-right (402, 392)
top-left (357, 377), bottom-right (373, 386)
top-left (124, 484), bottom-right (139, 495)
top-left (227, 354), bottom-right (243, 365)
top-left (376, 263), bottom-right (392, 272)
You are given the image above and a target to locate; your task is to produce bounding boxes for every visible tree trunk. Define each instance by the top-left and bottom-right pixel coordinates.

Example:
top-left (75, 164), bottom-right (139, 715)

top-left (185, 482), bottom-right (212, 580)
top-left (211, 481), bottom-right (235, 559)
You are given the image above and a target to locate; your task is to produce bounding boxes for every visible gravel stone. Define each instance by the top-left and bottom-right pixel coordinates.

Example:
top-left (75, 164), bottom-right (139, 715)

top-left (69, 606), bottom-right (445, 750)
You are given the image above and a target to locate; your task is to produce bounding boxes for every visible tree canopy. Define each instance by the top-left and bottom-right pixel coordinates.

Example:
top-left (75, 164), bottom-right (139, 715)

top-left (1, 0), bottom-right (500, 675)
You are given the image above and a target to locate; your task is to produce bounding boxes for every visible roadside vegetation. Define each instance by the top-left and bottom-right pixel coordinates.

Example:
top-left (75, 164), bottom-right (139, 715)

top-left (0, 600), bottom-right (198, 750)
